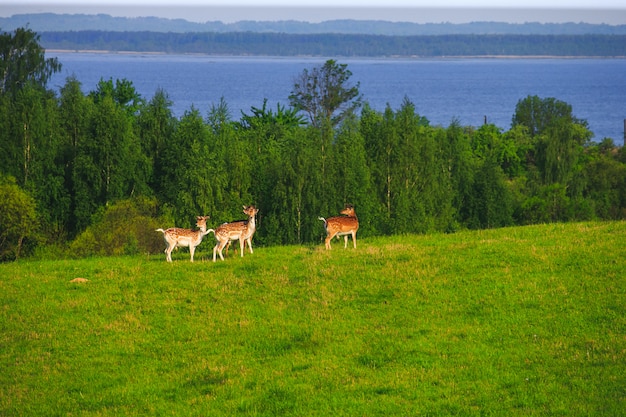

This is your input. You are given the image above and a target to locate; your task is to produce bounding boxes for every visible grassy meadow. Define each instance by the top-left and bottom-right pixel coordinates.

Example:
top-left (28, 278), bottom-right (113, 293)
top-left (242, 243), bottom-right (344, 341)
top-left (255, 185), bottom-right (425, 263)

top-left (1, 222), bottom-right (625, 416)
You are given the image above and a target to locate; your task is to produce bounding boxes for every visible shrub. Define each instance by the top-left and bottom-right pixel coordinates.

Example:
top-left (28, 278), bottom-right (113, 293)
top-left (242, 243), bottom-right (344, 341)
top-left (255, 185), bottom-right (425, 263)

top-left (0, 176), bottom-right (39, 261)
top-left (69, 197), bottom-right (165, 257)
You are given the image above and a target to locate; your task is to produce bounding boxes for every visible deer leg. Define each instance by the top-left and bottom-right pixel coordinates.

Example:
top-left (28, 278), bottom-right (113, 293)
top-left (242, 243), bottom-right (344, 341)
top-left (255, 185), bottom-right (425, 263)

top-left (325, 233), bottom-right (334, 250)
top-left (215, 240), bottom-right (228, 261)
top-left (239, 238), bottom-right (245, 257)
top-left (213, 242), bottom-right (223, 262)
top-left (343, 235), bottom-right (349, 248)
top-left (352, 231), bottom-right (357, 248)
top-left (189, 245), bottom-right (195, 262)
top-left (220, 241), bottom-right (228, 260)
top-left (246, 238), bottom-right (253, 254)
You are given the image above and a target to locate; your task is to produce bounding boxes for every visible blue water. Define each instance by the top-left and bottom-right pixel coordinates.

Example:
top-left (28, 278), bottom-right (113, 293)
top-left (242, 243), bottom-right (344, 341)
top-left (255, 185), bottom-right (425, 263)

top-left (49, 53), bottom-right (626, 142)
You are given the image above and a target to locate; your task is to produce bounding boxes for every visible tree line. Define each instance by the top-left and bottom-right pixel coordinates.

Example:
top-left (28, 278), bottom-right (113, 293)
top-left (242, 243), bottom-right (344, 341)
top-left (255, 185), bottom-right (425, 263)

top-left (1, 28), bottom-right (625, 261)
top-left (38, 31), bottom-right (626, 57)
top-left (5, 13), bottom-right (626, 35)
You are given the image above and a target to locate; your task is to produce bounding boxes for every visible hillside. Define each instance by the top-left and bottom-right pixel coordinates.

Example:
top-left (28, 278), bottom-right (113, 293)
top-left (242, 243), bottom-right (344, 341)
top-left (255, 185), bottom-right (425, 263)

top-left (1, 222), bottom-right (624, 415)
top-left (2, 13), bottom-right (626, 35)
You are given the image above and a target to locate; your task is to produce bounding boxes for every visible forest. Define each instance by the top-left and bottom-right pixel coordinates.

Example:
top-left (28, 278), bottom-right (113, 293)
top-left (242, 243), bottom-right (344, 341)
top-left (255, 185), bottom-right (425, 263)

top-left (1, 28), bottom-right (626, 261)
top-left (4, 13), bottom-right (626, 35)
top-left (38, 31), bottom-right (626, 57)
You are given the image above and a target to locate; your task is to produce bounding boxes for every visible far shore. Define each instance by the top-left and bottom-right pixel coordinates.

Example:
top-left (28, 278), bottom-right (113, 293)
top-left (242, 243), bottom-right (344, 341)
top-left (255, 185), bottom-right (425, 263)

top-left (44, 49), bottom-right (626, 60)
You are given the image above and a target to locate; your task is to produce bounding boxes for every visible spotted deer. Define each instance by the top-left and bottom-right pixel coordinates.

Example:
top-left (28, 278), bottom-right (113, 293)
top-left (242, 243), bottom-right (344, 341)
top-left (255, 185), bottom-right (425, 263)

top-left (156, 215), bottom-right (211, 262)
top-left (211, 205), bottom-right (259, 262)
top-left (319, 204), bottom-right (359, 250)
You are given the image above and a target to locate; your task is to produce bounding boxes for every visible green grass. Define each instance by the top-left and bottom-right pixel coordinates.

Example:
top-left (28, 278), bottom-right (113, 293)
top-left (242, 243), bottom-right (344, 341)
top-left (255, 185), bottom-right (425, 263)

top-left (1, 222), bottom-right (625, 416)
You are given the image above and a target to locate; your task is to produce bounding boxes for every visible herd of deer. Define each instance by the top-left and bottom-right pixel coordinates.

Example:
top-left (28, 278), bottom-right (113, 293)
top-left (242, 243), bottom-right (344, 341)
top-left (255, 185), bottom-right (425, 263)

top-left (155, 204), bottom-right (359, 262)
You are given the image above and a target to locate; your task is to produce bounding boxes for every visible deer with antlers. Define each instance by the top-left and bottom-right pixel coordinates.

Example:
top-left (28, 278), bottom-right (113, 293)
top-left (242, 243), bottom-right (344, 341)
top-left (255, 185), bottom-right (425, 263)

top-left (211, 205), bottom-right (259, 262)
top-left (156, 215), bottom-right (211, 262)
top-left (319, 204), bottom-right (359, 250)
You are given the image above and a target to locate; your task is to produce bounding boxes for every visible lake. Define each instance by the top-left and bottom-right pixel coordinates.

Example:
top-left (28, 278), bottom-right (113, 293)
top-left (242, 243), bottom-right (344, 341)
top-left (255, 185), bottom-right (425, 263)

top-left (49, 53), bottom-right (626, 142)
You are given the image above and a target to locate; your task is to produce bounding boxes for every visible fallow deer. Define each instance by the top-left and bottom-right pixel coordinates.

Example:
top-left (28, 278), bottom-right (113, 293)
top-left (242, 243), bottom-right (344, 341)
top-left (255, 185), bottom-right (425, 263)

top-left (211, 205), bottom-right (259, 262)
top-left (319, 204), bottom-right (359, 250)
top-left (156, 215), bottom-right (211, 262)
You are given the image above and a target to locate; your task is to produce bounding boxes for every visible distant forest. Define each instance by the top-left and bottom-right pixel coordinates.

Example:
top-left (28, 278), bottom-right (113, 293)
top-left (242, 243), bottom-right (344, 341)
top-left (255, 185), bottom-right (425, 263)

top-left (40, 31), bottom-right (626, 57)
top-left (3, 13), bottom-right (626, 35)
top-left (3, 13), bottom-right (626, 57)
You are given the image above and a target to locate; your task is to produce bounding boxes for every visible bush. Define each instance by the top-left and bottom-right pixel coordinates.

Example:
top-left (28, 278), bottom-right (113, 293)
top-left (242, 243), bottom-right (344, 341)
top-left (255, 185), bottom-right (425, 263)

top-left (69, 197), bottom-right (165, 257)
top-left (0, 176), bottom-right (39, 261)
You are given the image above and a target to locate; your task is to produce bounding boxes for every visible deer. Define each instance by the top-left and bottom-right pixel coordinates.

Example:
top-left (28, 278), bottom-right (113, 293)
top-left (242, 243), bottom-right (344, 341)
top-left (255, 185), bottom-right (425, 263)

top-left (155, 215), bottom-right (211, 262)
top-left (319, 204), bottom-right (359, 250)
top-left (211, 205), bottom-right (259, 262)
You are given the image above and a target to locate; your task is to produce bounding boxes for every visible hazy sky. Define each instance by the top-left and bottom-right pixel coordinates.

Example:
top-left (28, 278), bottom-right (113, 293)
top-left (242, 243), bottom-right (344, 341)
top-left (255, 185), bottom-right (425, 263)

top-left (2, 1), bottom-right (626, 24)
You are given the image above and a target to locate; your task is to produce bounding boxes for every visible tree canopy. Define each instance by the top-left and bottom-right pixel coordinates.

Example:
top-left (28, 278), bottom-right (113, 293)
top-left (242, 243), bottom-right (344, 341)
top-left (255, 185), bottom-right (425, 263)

top-left (0, 27), bottom-right (61, 96)
top-left (289, 59), bottom-right (362, 128)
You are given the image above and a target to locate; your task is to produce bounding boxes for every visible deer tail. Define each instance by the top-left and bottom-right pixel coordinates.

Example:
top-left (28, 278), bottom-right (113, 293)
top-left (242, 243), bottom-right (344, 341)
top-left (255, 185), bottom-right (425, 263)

top-left (155, 228), bottom-right (166, 234)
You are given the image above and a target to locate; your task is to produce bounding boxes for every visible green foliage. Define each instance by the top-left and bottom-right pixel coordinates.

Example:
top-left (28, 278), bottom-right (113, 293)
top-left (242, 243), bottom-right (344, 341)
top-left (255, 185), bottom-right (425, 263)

top-left (89, 77), bottom-right (144, 116)
top-left (582, 141), bottom-right (626, 219)
top-left (507, 95), bottom-right (606, 224)
top-left (70, 92), bottom-right (149, 230)
top-left (536, 123), bottom-right (589, 185)
top-left (159, 107), bottom-right (223, 225)
top-left (13, 85), bottom-right (70, 239)
top-left (333, 115), bottom-right (373, 234)
top-left (0, 77), bottom-right (70, 242)
top-left (514, 95), bottom-right (576, 137)
top-left (239, 98), bottom-right (306, 133)
top-left (466, 125), bottom-right (515, 229)
top-left (0, 176), bottom-right (38, 260)
top-left (467, 156), bottom-right (514, 229)
top-left (69, 197), bottom-right (164, 257)
top-left (58, 76), bottom-right (92, 237)
top-left (1, 222), bottom-right (625, 414)
top-left (289, 59), bottom-right (361, 127)
top-left (442, 121), bottom-right (474, 231)
top-left (137, 88), bottom-right (176, 196)
top-left (0, 27), bottom-right (61, 96)
top-left (512, 95), bottom-right (592, 186)
top-left (238, 100), bottom-right (307, 245)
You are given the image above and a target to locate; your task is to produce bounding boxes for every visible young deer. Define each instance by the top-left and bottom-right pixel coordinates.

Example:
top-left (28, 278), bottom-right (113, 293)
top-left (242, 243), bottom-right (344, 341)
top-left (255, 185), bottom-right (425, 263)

top-left (211, 205), bottom-right (259, 262)
top-left (319, 204), bottom-right (359, 250)
top-left (156, 215), bottom-right (210, 262)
